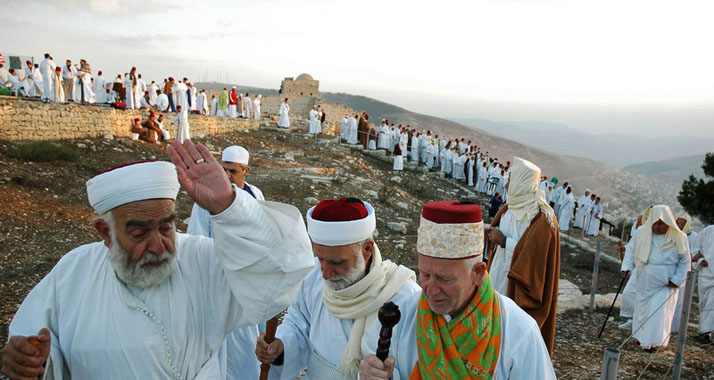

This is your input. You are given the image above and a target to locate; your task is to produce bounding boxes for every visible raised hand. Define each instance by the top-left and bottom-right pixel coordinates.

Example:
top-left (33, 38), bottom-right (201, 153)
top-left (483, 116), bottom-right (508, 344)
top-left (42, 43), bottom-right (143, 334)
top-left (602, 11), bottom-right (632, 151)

top-left (2, 328), bottom-right (51, 380)
top-left (167, 139), bottom-right (234, 214)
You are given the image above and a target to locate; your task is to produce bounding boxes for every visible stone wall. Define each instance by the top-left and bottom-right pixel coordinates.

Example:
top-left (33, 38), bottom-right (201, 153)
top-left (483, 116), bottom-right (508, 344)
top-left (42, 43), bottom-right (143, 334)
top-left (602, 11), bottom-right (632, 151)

top-left (0, 96), bottom-right (259, 141)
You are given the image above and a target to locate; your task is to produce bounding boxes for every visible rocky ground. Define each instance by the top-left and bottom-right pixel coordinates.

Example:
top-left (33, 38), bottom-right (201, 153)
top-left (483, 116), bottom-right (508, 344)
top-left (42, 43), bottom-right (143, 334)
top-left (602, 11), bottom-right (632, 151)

top-left (0, 121), bottom-right (712, 379)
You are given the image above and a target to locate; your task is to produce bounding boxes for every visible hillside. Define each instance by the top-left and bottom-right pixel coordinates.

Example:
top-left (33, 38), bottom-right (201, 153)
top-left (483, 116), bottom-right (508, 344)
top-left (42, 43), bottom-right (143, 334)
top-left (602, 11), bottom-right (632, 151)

top-left (624, 154), bottom-right (707, 184)
top-left (452, 118), bottom-right (714, 167)
top-left (195, 83), bottom-right (681, 220)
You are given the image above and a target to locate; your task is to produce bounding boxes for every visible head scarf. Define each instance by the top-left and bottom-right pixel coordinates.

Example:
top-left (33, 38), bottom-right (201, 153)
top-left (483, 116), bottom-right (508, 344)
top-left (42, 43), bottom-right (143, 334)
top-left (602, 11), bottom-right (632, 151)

top-left (634, 205), bottom-right (688, 269)
top-left (506, 157), bottom-right (555, 226)
top-left (676, 211), bottom-right (692, 235)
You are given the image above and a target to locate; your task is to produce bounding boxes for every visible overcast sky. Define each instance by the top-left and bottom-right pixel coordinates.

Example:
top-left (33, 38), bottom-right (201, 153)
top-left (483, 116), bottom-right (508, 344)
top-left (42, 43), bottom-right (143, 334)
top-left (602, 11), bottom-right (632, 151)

top-left (3, 0), bottom-right (713, 137)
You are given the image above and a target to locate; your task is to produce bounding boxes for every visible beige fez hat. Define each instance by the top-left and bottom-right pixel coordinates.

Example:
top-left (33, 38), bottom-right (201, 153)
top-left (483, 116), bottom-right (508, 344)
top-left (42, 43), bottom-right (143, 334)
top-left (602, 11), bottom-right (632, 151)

top-left (417, 200), bottom-right (484, 259)
top-left (222, 146), bottom-right (249, 166)
top-left (86, 161), bottom-right (180, 214)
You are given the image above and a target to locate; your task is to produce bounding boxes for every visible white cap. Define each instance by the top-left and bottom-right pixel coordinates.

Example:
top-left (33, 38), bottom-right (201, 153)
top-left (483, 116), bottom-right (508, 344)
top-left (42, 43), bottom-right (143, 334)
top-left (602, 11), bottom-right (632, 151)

top-left (222, 145), bottom-right (249, 166)
top-left (86, 161), bottom-right (180, 214)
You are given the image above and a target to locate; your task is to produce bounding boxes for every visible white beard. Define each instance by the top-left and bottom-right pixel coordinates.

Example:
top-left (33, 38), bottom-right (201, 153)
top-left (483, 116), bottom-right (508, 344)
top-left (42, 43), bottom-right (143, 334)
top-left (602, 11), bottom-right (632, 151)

top-left (324, 252), bottom-right (367, 291)
top-left (107, 231), bottom-right (176, 289)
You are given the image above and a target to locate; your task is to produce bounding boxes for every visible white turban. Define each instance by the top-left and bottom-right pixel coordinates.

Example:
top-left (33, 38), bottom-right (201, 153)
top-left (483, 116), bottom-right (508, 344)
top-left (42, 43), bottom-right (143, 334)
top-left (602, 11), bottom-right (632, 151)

top-left (306, 201), bottom-right (376, 246)
top-left (86, 161), bottom-right (180, 214)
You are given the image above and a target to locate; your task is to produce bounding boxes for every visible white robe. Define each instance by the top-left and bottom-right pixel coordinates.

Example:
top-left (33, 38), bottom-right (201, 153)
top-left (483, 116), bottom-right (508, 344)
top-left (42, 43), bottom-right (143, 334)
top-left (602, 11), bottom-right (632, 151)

top-left (278, 103), bottom-right (290, 128)
top-left (340, 118), bottom-right (349, 140)
top-left (695, 226), bottom-right (714, 334)
top-left (552, 186), bottom-right (565, 217)
top-left (585, 203), bottom-right (603, 236)
top-left (671, 231), bottom-right (698, 333)
top-left (268, 259), bottom-right (421, 380)
top-left (308, 109), bottom-right (318, 134)
top-left (173, 82), bottom-right (189, 111)
top-left (187, 184), bottom-right (265, 380)
top-left (620, 232), bottom-right (638, 320)
top-left (558, 193), bottom-right (575, 232)
top-left (377, 125), bottom-right (390, 150)
top-left (347, 117), bottom-right (358, 144)
top-left (467, 158), bottom-right (475, 186)
top-left (393, 154), bottom-right (404, 171)
top-left (155, 94), bottom-right (169, 112)
top-left (196, 93), bottom-right (208, 115)
top-left (172, 109), bottom-right (190, 143)
top-left (574, 195), bottom-right (591, 228)
top-left (76, 72), bottom-right (94, 103)
top-left (39, 58), bottom-right (56, 101)
top-left (623, 232), bottom-right (690, 348)
top-left (253, 98), bottom-right (261, 120)
top-left (8, 190), bottom-right (314, 380)
top-left (243, 96), bottom-right (253, 119)
top-left (410, 136), bottom-right (419, 162)
top-left (94, 75), bottom-right (106, 104)
top-left (489, 210), bottom-right (531, 295)
top-left (124, 77), bottom-right (136, 109)
top-left (149, 83), bottom-right (159, 105)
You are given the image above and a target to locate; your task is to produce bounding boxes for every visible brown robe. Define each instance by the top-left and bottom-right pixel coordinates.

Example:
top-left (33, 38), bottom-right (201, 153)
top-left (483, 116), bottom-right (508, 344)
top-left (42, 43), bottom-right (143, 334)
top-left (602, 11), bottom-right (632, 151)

top-left (358, 116), bottom-right (369, 148)
top-left (487, 204), bottom-right (560, 356)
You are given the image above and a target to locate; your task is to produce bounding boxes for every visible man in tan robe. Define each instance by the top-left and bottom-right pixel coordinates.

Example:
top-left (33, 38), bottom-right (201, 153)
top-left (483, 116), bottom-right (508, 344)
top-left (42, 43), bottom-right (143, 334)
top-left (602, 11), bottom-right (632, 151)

top-left (358, 112), bottom-right (370, 148)
top-left (485, 156), bottom-right (561, 355)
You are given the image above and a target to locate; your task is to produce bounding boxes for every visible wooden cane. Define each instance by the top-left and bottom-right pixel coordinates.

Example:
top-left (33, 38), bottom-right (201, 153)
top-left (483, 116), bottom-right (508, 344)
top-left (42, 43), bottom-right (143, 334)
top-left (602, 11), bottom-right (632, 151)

top-left (259, 316), bottom-right (279, 380)
top-left (376, 302), bottom-right (401, 362)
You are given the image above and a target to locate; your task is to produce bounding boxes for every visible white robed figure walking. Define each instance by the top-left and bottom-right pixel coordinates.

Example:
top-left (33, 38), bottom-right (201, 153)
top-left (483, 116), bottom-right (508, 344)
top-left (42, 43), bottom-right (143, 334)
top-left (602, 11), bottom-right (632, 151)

top-left (39, 55), bottom-right (56, 101)
top-left (253, 95), bottom-right (262, 120)
top-left (172, 107), bottom-right (191, 143)
top-left (278, 100), bottom-right (291, 128)
top-left (558, 189), bottom-right (575, 232)
top-left (623, 205), bottom-right (690, 350)
top-left (573, 190), bottom-right (591, 228)
top-left (585, 198), bottom-right (603, 236)
top-left (347, 116), bottom-right (358, 144)
top-left (694, 225), bottom-right (714, 341)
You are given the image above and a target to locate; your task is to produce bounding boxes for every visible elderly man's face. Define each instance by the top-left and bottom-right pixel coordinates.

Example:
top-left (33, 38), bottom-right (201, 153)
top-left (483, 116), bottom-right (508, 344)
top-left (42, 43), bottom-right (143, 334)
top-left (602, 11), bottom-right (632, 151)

top-left (418, 254), bottom-right (485, 316)
top-left (313, 240), bottom-right (373, 291)
top-left (221, 161), bottom-right (249, 188)
top-left (95, 199), bottom-right (177, 288)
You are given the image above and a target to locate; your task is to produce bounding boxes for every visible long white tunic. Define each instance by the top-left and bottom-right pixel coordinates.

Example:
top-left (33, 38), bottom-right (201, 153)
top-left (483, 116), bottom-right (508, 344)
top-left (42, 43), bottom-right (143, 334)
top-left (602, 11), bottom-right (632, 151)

top-left (558, 193), bottom-right (575, 232)
top-left (552, 187), bottom-right (565, 217)
top-left (340, 118), bottom-right (349, 140)
top-left (585, 203), bottom-right (603, 236)
top-left (173, 82), bottom-right (189, 111)
top-left (393, 154), bottom-right (404, 171)
top-left (94, 75), bottom-right (106, 104)
top-left (623, 232), bottom-right (691, 348)
top-left (269, 260), bottom-right (421, 380)
top-left (9, 190), bottom-right (315, 380)
top-left (39, 58), bottom-right (56, 101)
top-left (574, 195), bottom-right (591, 228)
top-left (187, 184), bottom-right (265, 380)
top-left (620, 231), bottom-right (638, 319)
top-left (347, 117), bottom-right (358, 144)
top-left (410, 136), bottom-right (419, 162)
top-left (149, 83), bottom-right (159, 105)
top-left (695, 226), bottom-right (714, 334)
top-left (253, 98), bottom-right (261, 120)
top-left (76, 72), bottom-right (94, 103)
top-left (172, 109), bottom-right (190, 143)
top-left (377, 125), bottom-right (390, 150)
top-left (671, 231), bottom-right (698, 333)
top-left (278, 103), bottom-right (290, 128)
top-left (489, 210), bottom-right (530, 295)
top-left (243, 96), bottom-right (253, 119)
top-left (308, 109), bottom-right (318, 134)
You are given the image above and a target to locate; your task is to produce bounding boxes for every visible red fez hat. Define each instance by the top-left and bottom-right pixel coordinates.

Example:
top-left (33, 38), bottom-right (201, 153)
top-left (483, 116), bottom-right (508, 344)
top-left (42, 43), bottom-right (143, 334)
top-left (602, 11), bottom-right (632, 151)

top-left (312, 197), bottom-right (368, 222)
top-left (421, 201), bottom-right (482, 224)
top-left (418, 200), bottom-right (484, 259)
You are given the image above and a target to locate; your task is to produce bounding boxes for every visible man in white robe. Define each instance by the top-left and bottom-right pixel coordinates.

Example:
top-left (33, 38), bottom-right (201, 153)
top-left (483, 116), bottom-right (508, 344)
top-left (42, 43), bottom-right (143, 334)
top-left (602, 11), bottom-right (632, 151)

top-left (75, 62), bottom-right (94, 104)
top-left (138, 74), bottom-right (147, 104)
top-left (360, 200), bottom-right (556, 380)
top-left (1, 147), bottom-right (314, 380)
top-left (585, 196), bottom-right (603, 236)
top-left (256, 197), bottom-right (419, 379)
top-left (242, 93), bottom-right (253, 119)
top-left (410, 133), bottom-right (420, 162)
top-left (467, 154), bottom-right (476, 186)
top-left (124, 73), bottom-right (135, 109)
top-left (377, 122), bottom-right (389, 150)
top-left (39, 54), bottom-right (56, 102)
top-left (347, 115), bottom-right (358, 144)
top-left (196, 90), bottom-right (208, 115)
top-left (670, 212), bottom-right (698, 332)
top-left (187, 146), bottom-right (264, 380)
top-left (149, 81), bottom-right (159, 105)
top-left (558, 187), bottom-right (575, 232)
top-left (173, 79), bottom-right (189, 112)
top-left (552, 182), bottom-right (568, 218)
top-left (211, 96), bottom-right (218, 116)
top-left (172, 105), bottom-right (190, 143)
top-left (341, 115), bottom-right (349, 141)
top-left (693, 225), bottom-right (714, 343)
top-left (308, 106), bottom-right (318, 134)
top-left (7, 69), bottom-right (27, 96)
top-left (573, 189), bottom-right (591, 228)
top-left (621, 205), bottom-right (690, 351)
top-left (278, 98), bottom-right (291, 128)
top-left (61, 60), bottom-right (76, 101)
top-left (93, 71), bottom-right (106, 104)
top-left (253, 95), bottom-right (262, 120)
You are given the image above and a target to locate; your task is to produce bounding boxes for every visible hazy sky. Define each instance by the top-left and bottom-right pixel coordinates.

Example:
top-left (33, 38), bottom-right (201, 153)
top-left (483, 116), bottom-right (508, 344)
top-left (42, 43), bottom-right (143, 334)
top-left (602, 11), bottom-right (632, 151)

top-left (3, 0), bottom-right (713, 137)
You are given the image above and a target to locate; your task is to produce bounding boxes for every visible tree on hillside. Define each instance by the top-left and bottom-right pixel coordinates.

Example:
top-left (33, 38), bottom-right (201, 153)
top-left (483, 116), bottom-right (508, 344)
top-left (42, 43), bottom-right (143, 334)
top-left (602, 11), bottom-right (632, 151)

top-left (678, 152), bottom-right (714, 224)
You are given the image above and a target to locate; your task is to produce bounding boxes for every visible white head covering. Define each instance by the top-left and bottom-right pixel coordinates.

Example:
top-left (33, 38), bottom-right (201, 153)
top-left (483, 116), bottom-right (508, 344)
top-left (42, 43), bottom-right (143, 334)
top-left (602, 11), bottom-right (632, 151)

top-left (506, 157), bottom-right (555, 226)
top-left (676, 211), bottom-right (692, 235)
top-left (86, 161), bottom-right (180, 214)
top-left (634, 205), bottom-right (689, 269)
top-left (306, 201), bottom-right (376, 246)
top-left (222, 145), bottom-right (249, 166)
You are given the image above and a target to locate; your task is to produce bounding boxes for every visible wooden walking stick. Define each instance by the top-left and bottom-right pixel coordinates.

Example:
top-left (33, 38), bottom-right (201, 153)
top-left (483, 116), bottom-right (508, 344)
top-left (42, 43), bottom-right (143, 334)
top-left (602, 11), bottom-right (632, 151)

top-left (597, 271), bottom-right (629, 339)
top-left (259, 316), bottom-right (280, 380)
top-left (376, 302), bottom-right (401, 361)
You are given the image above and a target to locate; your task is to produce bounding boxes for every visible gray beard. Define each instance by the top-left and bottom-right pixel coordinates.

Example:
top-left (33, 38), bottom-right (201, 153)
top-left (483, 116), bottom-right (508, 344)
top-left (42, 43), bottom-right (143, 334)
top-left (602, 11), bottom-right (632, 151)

top-left (106, 231), bottom-right (176, 289)
top-left (324, 252), bottom-right (367, 291)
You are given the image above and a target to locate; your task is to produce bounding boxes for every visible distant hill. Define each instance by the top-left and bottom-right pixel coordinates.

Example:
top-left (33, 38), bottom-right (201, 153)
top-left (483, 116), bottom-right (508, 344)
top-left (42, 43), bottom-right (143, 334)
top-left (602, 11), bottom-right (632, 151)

top-left (451, 118), bottom-right (714, 167)
top-left (624, 154), bottom-right (707, 184)
top-left (194, 82), bottom-right (682, 220)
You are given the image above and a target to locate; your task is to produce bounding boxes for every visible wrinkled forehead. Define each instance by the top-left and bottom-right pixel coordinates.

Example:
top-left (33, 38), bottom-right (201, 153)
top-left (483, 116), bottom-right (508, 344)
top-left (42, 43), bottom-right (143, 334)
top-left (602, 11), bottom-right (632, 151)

top-left (312, 242), bottom-right (358, 260)
top-left (111, 199), bottom-right (176, 223)
top-left (418, 254), bottom-right (463, 274)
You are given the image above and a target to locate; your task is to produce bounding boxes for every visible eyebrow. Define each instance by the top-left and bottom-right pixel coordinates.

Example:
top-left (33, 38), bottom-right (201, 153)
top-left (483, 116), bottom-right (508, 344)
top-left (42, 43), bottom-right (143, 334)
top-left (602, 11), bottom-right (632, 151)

top-left (125, 214), bottom-right (176, 228)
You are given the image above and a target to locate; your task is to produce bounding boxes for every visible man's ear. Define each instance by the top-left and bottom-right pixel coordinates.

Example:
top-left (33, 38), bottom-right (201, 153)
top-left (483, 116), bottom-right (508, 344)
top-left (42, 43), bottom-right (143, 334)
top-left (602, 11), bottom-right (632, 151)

top-left (362, 239), bottom-right (375, 263)
top-left (473, 261), bottom-right (487, 287)
top-left (94, 219), bottom-right (112, 248)
top-left (244, 166), bottom-right (251, 176)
